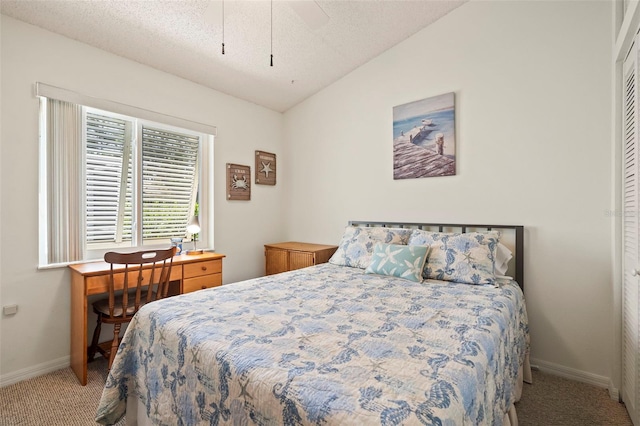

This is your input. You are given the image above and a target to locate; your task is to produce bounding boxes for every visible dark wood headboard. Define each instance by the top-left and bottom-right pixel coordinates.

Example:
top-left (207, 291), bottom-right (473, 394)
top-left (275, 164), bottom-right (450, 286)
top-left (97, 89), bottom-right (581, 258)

top-left (348, 221), bottom-right (525, 291)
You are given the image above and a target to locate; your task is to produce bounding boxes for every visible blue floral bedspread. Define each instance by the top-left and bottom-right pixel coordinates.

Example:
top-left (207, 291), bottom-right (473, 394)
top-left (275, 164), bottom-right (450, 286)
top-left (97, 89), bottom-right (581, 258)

top-left (96, 263), bottom-right (529, 425)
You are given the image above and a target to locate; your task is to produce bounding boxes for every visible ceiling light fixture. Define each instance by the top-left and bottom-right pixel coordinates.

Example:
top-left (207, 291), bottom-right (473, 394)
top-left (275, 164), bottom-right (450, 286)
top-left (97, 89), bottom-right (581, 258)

top-left (221, 0), bottom-right (225, 55)
top-left (215, 0), bottom-right (274, 66)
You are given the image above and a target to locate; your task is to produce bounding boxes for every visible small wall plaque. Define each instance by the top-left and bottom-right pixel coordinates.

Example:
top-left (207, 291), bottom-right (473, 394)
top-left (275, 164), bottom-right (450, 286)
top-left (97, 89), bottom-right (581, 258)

top-left (226, 163), bottom-right (251, 201)
top-left (255, 150), bottom-right (276, 185)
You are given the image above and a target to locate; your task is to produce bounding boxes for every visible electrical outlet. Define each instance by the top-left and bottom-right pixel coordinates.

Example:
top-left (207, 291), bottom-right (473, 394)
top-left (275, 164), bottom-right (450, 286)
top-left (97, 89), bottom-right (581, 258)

top-left (3, 305), bottom-right (18, 316)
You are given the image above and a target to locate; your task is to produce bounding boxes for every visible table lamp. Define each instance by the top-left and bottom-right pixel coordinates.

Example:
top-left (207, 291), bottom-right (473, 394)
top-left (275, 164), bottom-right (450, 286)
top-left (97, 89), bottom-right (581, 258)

top-left (186, 215), bottom-right (203, 255)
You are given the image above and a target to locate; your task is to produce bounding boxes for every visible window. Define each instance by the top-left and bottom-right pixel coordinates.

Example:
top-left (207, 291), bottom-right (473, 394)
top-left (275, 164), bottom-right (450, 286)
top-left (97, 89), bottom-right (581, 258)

top-left (85, 109), bottom-right (201, 250)
top-left (39, 96), bottom-right (214, 266)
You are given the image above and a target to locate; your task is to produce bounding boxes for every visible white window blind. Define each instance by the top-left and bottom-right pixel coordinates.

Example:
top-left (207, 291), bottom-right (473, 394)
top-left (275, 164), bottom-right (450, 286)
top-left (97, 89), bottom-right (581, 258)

top-left (86, 112), bottom-right (132, 244)
top-left (42, 99), bottom-right (85, 264)
top-left (83, 109), bottom-right (204, 250)
top-left (141, 126), bottom-right (199, 241)
top-left (85, 114), bottom-right (201, 246)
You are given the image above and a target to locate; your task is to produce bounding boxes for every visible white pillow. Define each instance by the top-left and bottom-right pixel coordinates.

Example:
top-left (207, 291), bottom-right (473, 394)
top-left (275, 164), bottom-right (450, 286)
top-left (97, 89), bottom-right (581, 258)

top-left (495, 243), bottom-right (513, 276)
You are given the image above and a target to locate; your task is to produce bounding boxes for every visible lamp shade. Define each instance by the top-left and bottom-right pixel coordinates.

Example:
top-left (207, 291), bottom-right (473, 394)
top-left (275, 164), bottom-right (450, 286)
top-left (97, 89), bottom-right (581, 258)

top-left (186, 216), bottom-right (200, 234)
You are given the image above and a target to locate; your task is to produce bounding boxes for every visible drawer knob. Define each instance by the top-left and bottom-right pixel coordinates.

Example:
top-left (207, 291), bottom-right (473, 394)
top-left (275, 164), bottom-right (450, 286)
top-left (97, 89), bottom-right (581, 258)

top-left (201, 266), bottom-right (207, 271)
top-left (201, 285), bottom-right (206, 289)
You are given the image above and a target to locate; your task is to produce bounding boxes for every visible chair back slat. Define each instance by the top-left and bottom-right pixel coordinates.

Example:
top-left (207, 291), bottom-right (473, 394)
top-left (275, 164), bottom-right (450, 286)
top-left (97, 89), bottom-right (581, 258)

top-left (103, 247), bottom-right (176, 320)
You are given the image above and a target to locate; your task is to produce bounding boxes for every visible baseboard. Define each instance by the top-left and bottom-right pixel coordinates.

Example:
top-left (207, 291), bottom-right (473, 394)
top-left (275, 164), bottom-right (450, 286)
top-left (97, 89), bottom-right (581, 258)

top-left (0, 355), bottom-right (70, 387)
top-left (609, 379), bottom-right (621, 402)
top-left (531, 358), bottom-right (618, 401)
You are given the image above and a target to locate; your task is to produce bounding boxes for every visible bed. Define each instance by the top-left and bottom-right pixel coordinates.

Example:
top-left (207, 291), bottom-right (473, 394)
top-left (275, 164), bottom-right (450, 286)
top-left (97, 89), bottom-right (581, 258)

top-left (96, 221), bottom-right (530, 426)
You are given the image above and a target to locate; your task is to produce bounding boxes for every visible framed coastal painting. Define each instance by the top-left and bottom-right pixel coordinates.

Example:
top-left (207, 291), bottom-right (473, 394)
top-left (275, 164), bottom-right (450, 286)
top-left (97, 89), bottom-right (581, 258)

top-left (393, 92), bottom-right (456, 179)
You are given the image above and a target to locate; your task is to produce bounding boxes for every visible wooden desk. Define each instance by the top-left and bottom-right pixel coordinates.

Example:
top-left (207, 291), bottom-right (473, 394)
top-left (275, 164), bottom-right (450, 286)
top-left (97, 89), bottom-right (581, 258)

top-left (68, 252), bottom-right (225, 385)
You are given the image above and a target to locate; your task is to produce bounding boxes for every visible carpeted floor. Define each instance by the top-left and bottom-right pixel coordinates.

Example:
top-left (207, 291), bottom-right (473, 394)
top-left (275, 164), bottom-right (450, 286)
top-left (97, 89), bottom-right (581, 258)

top-left (516, 370), bottom-right (632, 426)
top-left (0, 358), bottom-right (125, 426)
top-left (0, 361), bottom-right (633, 425)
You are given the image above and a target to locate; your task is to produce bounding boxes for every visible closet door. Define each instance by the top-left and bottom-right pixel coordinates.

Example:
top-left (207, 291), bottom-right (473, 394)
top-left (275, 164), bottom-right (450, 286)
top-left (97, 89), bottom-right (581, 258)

top-left (623, 38), bottom-right (640, 426)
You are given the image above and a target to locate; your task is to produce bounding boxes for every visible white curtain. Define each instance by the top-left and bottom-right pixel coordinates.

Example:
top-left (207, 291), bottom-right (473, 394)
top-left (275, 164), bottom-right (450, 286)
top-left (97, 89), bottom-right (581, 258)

top-left (46, 99), bottom-right (84, 264)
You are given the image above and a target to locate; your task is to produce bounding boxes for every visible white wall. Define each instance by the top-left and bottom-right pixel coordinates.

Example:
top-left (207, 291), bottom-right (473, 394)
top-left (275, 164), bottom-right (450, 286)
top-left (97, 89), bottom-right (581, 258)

top-left (283, 1), bottom-right (614, 383)
top-left (0, 16), bottom-right (286, 379)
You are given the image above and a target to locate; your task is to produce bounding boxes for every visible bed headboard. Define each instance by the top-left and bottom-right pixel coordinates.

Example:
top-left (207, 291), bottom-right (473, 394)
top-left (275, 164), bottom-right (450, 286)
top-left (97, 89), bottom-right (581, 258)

top-left (348, 221), bottom-right (525, 291)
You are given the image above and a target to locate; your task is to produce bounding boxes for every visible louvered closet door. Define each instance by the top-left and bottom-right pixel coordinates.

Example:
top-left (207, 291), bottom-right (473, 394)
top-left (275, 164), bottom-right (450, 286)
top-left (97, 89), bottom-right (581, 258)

top-left (623, 38), bottom-right (640, 426)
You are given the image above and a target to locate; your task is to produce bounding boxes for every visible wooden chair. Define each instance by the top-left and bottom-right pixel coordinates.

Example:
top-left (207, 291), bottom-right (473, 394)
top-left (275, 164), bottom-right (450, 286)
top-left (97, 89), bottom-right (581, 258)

top-left (88, 247), bottom-right (176, 368)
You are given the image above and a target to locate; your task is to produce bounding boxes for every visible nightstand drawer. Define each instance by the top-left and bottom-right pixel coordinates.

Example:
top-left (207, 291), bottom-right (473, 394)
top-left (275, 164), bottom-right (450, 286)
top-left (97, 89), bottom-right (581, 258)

top-left (183, 273), bottom-right (222, 293)
top-left (183, 259), bottom-right (222, 279)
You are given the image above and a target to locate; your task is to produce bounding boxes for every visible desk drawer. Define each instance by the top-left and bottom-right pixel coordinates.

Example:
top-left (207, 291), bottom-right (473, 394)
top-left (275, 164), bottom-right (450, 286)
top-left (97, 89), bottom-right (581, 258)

top-left (183, 273), bottom-right (222, 293)
top-left (85, 267), bottom-right (182, 296)
top-left (183, 259), bottom-right (222, 279)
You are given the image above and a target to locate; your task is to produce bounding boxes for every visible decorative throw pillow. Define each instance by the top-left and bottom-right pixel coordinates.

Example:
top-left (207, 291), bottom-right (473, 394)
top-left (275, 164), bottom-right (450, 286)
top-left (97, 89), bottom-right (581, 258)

top-left (408, 230), bottom-right (499, 285)
top-left (365, 243), bottom-right (429, 282)
top-left (328, 226), bottom-right (414, 269)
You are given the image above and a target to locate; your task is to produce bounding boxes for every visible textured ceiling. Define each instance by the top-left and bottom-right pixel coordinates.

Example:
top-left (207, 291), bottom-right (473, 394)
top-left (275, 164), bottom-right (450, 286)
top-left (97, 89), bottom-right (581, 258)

top-left (1, 0), bottom-right (466, 112)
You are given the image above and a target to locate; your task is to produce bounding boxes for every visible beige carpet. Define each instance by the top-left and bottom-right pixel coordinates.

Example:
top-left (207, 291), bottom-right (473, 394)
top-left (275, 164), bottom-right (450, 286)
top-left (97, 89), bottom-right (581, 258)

top-left (0, 362), bottom-right (633, 425)
top-left (517, 370), bottom-right (632, 426)
top-left (0, 358), bottom-right (125, 426)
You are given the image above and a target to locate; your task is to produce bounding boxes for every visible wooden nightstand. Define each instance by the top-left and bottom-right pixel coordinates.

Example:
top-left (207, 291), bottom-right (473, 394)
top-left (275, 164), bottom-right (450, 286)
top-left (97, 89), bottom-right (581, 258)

top-left (264, 242), bottom-right (338, 275)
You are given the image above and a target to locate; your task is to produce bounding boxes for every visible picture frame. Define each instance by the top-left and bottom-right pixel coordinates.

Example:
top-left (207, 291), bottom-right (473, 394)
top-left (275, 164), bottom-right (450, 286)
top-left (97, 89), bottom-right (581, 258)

top-left (226, 163), bottom-right (251, 200)
top-left (393, 92), bottom-right (456, 179)
top-left (255, 150), bottom-right (276, 185)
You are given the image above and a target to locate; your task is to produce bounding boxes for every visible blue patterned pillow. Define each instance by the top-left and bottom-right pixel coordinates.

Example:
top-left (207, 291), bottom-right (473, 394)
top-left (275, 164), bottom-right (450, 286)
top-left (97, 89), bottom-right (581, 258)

top-left (365, 243), bottom-right (430, 282)
top-left (328, 226), bottom-right (414, 269)
top-left (408, 230), bottom-right (499, 285)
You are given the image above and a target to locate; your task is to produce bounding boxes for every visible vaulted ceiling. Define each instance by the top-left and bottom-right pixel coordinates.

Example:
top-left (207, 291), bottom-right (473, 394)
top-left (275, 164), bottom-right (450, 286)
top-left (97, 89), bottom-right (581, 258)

top-left (1, 0), bottom-right (466, 112)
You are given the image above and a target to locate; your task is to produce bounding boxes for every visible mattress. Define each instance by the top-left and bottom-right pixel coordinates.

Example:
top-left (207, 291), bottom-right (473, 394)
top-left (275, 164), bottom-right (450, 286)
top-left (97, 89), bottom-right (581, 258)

top-left (95, 263), bottom-right (529, 425)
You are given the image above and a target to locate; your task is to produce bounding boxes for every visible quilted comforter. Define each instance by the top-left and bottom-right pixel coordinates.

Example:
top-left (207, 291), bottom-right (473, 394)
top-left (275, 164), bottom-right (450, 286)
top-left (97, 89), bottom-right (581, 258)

top-left (96, 263), bottom-right (529, 425)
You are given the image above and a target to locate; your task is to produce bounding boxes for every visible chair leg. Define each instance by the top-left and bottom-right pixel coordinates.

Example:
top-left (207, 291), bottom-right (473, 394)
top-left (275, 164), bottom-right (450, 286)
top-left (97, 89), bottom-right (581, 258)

top-left (108, 323), bottom-right (121, 369)
top-left (88, 313), bottom-right (102, 361)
